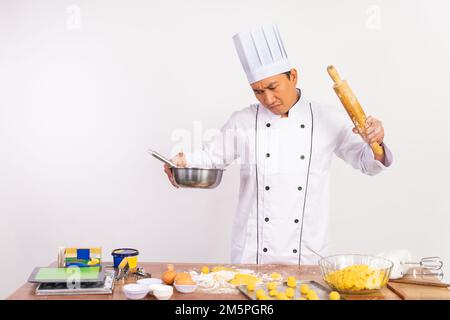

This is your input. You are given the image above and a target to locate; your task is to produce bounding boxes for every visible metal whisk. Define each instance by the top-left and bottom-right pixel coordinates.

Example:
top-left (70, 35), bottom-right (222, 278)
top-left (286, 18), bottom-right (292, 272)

top-left (402, 256), bottom-right (443, 270)
top-left (401, 256), bottom-right (444, 279)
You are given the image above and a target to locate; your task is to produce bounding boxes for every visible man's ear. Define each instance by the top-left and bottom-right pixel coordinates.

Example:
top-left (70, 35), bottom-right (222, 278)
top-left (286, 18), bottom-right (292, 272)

top-left (290, 68), bottom-right (298, 85)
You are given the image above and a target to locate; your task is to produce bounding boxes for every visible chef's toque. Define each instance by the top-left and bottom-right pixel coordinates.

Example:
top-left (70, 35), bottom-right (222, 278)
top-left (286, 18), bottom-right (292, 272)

top-left (233, 23), bottom-right (291, 84)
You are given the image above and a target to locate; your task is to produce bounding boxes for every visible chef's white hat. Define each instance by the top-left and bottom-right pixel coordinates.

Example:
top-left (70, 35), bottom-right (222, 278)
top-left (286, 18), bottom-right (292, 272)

top-left (233, 23), bottom-right (291, 84)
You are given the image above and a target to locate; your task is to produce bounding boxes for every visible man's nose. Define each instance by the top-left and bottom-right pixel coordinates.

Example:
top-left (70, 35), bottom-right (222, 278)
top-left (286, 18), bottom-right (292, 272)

top-left (264, 92), bottom-right (277, 105)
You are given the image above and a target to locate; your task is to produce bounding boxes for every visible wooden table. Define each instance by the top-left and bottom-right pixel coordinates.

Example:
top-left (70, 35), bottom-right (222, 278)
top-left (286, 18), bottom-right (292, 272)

top-left (7, 262), bottom-right (450, 300)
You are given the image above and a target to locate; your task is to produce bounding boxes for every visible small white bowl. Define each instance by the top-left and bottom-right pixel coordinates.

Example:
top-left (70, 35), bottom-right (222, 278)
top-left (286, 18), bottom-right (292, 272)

top-left (148, 283), bottom-right (164, 294)
top-left (152, 284), bottom-right (174, 300)
top-left (122, 284), bottom-right (150, 300)
top-left (174, 283), bottom-right (198, 294)
top-left (137, 278), bottom-right (163, 293)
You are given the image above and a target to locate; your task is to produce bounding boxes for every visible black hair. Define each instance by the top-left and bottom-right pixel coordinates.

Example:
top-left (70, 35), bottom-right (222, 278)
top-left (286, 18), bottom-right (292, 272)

top-left (283, 70), bottom-right (292, 80)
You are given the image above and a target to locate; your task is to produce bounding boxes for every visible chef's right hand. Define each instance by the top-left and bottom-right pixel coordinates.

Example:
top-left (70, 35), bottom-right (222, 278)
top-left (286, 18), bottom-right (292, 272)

top-left (164, 152), bottom-right (187, 188)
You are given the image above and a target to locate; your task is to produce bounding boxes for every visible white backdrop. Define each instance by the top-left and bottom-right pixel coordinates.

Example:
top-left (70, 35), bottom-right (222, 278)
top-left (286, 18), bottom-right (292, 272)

top-left (1, 0), bottom-right (449, 298)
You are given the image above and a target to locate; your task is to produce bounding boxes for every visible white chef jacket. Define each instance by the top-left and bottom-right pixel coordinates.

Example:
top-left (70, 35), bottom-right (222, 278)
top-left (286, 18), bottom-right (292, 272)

top-left (184, 91), bottom-right (393, 265)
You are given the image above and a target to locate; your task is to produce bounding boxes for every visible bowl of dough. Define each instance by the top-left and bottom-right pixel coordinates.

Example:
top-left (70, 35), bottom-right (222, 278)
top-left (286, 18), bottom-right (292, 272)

top-left (319, 254), bottom-right (393, 294)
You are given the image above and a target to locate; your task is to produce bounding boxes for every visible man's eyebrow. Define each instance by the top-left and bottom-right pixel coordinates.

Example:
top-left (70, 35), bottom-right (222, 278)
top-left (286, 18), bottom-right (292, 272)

top-left (264, 82), bottom-right (278, 89)
top-left (253, 82), bottom-right (278, 92)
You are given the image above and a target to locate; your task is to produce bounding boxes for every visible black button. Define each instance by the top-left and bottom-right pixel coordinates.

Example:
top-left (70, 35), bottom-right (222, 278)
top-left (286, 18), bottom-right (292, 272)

top-left (300, 124), bottom-right (305, 128)
top-left (294, 219), bottom-right (299, 223)
top-left (293, 249), bottom-right (298, 254)
top-left (266, 123), bottom-right (271, 127)
top-left (300, 155), bottom-right (305, 160)
top-left (298, 186), bottom-right (302, 191)
top-left (265, 186), bottom-right (270, 191)
top-left (265, 217), bottom-right (269, 222)
top-left (266, 153), bottom-right (270, 158)
top-left (263, 248), bottom-right (268, 253)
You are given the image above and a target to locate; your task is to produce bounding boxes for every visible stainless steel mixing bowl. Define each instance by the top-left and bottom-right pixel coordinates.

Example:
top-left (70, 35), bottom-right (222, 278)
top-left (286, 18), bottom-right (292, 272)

top-left (171, 167), bottom-right (223, 189)
top-left (149, 150), bottom-right (224, 189)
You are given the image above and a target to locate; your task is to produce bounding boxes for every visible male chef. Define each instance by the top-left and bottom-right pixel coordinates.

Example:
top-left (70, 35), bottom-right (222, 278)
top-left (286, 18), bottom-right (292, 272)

top-left (163, 24), bottom-right (393, 265)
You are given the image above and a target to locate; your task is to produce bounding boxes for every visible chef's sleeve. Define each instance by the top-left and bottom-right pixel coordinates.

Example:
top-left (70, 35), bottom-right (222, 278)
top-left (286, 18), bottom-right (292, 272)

top-left (333, 117), bottom-right (393, 176)
top-left (180, 111), bottom-right (242, 169)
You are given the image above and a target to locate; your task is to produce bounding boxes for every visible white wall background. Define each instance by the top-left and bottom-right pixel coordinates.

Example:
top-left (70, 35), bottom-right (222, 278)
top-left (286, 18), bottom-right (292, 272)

top-left (1, 0), bottom-right (449, 298)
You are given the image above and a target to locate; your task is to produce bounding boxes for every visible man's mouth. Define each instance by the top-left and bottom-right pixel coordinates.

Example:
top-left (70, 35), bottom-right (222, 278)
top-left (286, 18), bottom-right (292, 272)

top-left (269, 104), bottom-right (282, 109)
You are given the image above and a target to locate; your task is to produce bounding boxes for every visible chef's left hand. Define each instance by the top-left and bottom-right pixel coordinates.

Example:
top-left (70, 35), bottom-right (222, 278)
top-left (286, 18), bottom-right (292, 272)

top-left (352, 115), bottom-right (384, 145)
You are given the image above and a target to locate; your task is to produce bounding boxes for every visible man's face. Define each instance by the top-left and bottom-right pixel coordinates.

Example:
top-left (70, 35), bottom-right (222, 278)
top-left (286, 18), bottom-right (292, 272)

top-left (250, 68), bottom-right (298, 116)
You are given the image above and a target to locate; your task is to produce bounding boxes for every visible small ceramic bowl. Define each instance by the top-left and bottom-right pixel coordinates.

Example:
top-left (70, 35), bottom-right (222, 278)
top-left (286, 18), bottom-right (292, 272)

top-left (174, 283), bottom-right (198, 293)
top-left (122, 284), bottom-right (150, 300)
top-left (137, 278), bottom-right (163, 293)
top-left (152, 284), bottom-right (174, 300)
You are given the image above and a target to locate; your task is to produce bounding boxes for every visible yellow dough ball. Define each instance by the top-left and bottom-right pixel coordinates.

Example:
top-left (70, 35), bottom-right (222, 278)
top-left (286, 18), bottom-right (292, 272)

top-left (276, 292), bottom-right (288, 300)
top-left (256, 289), bottom-right (266, 299)
top-left (270, 272), bottom-right (281, 280)
top-left (201, 266), bottom-right (210, 274)
top-left (300, 284), bottom-right (311, 294)
top-left (267, 282), bottom-right (277, 291)
top-left (269, 289), bottom-right (278, 297)
top-left (258, 295), bottom-right (269, 300)
top-left (286, 287), bottom-right (295, 298)
top-left (247, 282), bottom-right (255, 292)
top-left (297, 297), bottom-right (307, 300)
top-left (306, 291), bottom-right (319, 300)
top-left (287, 276), bottom-right (297, 288)
top-left (329, 291), bottom-right (341, 300)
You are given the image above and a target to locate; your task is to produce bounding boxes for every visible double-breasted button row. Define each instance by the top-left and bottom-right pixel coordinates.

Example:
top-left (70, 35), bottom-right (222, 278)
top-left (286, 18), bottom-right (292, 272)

top-left (265, 153), bottom-right (303, 159)
top-left (261, 248), bottom-right (299, 254)
top-left (262, 121), bottom-right (306, 258)
top-left (265, 186), bottom-right (303, 192)
top-left (264, 218), bottom-right (299, 224)
top-left (266, 122), bottom-right (305, 128)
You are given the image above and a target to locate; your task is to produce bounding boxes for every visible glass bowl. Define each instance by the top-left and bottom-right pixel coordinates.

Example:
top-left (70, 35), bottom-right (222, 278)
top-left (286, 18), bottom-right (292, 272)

top-left (319, 254), bottom-right (393, 294)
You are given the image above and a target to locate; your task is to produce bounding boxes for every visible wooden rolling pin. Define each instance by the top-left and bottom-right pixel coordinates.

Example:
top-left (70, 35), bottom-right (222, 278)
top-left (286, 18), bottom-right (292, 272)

top-left (327, 65), bottom-right (384, 157)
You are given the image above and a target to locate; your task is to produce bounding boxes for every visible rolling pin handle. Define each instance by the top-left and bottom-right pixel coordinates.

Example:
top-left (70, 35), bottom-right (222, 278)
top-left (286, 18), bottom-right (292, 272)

top-left (327, 65), bottom-right (342, 84)
top-left (371, 142), bottom-right (384, 157)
